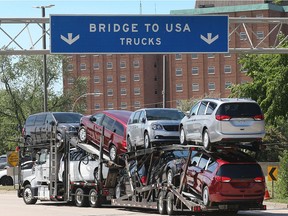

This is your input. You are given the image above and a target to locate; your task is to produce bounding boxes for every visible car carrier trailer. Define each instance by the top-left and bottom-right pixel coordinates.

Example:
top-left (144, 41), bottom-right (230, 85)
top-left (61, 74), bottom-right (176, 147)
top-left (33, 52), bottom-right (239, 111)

top-left (111, 144), bottom-right (266, 215)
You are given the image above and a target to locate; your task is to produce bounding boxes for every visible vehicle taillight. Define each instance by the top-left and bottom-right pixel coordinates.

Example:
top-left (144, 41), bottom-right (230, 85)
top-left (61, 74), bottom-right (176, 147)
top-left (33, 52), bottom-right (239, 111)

top-left (215, 175), bottom-right (231, 182)
top-left (122, 139), bottom-right (127, 148)
top-left (254, 176), bottom-right (265, 182)
top-left (253, 114), bottom-right (264, 121)
top-left (215, 115), bottom-right (231, 121)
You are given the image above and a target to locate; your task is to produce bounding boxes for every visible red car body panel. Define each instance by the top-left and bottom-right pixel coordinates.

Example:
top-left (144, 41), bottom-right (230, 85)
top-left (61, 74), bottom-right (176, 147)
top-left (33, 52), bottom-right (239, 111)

top-left (80, 110), bottom-right (132, 156)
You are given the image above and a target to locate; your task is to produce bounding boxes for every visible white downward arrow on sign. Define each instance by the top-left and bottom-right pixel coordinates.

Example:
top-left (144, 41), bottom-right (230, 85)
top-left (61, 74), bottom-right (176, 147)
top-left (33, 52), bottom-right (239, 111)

top-left (60, 33), bottom-right (80, 45)
top-left (200, 33), bottom-right (219, 45)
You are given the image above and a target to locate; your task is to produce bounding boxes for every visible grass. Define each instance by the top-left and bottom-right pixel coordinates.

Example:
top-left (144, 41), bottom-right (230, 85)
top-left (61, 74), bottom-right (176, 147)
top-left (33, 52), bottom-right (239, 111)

top-left (0, 185), bottom-right (16, 190)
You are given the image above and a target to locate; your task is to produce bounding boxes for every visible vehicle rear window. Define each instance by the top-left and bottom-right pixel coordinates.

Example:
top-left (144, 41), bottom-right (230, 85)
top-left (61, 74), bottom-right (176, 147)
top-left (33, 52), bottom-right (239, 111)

top-left (25, 115), bottom-right (36, 126)
top-left (53, 113), bottom-right (83, 123)
top-left (217, 164), bottom-right (263, 178)
top-left (217, 102), bottom-right (262, 117)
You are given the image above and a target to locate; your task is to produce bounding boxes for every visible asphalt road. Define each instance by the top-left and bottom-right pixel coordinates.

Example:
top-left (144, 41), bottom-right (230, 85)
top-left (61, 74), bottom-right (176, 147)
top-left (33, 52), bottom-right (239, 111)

top-left (0, 190), bottom-right (287, 216)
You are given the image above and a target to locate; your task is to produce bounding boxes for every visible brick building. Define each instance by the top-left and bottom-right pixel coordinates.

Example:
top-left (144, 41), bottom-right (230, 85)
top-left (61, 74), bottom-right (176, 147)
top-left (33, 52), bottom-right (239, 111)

top-left (63, 1), bottom-right (288, 114)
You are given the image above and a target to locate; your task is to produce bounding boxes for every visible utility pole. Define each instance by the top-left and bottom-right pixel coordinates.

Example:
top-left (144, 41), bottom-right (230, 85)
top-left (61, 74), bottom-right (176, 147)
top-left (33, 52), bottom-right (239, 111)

top-left (34, 4), bottom-right (55, 112)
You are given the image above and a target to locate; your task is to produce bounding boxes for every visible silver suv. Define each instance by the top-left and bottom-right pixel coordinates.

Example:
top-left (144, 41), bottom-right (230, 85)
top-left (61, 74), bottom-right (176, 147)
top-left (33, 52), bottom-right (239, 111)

top-left (126, 108), bottom-right (185, 151)
top-left (179, 98), bottom-right (265, 150)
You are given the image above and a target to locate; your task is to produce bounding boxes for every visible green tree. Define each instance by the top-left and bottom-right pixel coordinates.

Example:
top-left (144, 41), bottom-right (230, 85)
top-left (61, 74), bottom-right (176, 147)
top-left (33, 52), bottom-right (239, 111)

top-left (0, 54), bottom-right (85, 154)
top-left (275, 150), bottom-right (288, 199)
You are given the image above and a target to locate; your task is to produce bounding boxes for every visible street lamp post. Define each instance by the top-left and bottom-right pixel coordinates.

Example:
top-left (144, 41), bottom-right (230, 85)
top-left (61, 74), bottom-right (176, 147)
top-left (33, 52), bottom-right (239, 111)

top-left (34, 4), bottom-right (55, 112)
top-left (72, 93), bottom-right (102, 112)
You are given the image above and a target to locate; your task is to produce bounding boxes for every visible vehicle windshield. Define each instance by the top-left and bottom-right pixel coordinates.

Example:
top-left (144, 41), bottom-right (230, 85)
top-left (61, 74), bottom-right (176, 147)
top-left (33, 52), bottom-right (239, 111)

top-left (54, 113), bottom-right (83, 123)
top-left (217, 164), bottom-right (263, 178)
top-left (146, 109), bottom-right (185, 121)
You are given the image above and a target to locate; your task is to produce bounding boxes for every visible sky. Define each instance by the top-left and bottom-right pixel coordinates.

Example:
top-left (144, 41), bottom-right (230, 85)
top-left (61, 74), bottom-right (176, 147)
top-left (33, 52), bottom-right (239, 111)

top-left (0, 0), bottom-right (196, 17)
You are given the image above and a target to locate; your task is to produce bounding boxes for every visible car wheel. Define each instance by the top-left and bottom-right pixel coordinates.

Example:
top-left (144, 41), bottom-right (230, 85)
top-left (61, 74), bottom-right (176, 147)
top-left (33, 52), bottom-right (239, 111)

top-left (144, 132), bottom-right (151, 149)
top-left (166, 169), bottom-right (174, 185)
top-left (202, 185), bottom-right (210, 207)
top-left (89, 188), bottom-right (101, 208)
top-left (74, 188), bottom-right (89, 207)
top-left (109, 145), bottom-right (117, 162)
top-left (23, 185), bottom-right (37, 205)
top-left (158, 191), bottom-right (167, 215)
top-left (166, 192), bottom-right (174, 215)
top-left (78, 126), bottom-right (87, 143)
top-left (1, 176), bottom-right (13, 186)
top-left (180, 127), bottom-right (187, 145)
top-left (127, 137), bottom-right (134, 152)
top-left (202, 129), bottom-right (211, 150)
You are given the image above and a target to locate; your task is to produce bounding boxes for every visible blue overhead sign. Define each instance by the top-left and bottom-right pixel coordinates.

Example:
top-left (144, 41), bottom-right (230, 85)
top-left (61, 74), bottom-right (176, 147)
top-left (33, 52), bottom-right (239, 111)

top-left (50, 15), bottom-right (228, 54)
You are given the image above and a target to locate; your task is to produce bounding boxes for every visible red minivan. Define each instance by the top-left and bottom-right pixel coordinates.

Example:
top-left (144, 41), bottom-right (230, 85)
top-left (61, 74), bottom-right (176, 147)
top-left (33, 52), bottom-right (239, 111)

top-left (184, 150), bottom-right (265, 211)
top-left (78, 110), bottom-right (132, 161)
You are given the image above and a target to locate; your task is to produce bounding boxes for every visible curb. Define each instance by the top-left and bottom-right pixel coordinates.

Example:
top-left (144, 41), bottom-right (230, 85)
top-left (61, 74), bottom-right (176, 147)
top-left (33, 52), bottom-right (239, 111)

top-left (264, 201), bottom-right (288, 209)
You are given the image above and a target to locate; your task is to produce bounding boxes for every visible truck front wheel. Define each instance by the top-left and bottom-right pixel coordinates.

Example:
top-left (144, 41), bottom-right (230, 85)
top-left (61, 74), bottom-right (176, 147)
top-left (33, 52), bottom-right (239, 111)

top-left (23, 185), bottom-right (37, 205)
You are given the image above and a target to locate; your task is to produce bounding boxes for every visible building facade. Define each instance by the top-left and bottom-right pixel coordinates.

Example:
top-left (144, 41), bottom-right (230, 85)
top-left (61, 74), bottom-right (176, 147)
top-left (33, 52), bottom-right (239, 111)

top-left (63, 1), bottom-right (288, 114)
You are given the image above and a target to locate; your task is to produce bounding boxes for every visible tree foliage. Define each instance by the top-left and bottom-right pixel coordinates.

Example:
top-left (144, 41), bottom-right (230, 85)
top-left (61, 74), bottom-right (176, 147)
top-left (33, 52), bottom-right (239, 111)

top-left (0, 54), bottom-right (85, 154)
top-left (275, 150), bottom-right (288, 199)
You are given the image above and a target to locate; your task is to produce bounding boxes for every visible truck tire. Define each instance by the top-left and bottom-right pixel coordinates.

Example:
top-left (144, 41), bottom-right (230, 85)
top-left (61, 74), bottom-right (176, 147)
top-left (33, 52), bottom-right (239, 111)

top-left (157, 191), bottom-right (167, 215)
top-left (1, 176), bottom-right (13, 186)
top-left (74, 188), bottom-right (89, 207)
top-left (23, 185), bottom-right (37, 205)
top-left (166, 192), bottom-right (174, 215)
top-left (89, 188), bottom-right (101, 208)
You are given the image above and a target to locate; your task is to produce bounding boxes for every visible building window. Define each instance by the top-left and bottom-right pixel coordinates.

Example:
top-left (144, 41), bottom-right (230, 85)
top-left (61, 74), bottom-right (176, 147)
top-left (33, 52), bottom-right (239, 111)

top-left (107, 75), bottom-right (113, 83)
top-left (120, 75), bottom-right (126, 82)
top-left (67, 77), bottom-right (74, 84)
top-left (67, 64), bottom-right (73, 71)
top-left (256, 14), bottom-right (263, 18)
top-left (93, 54), bottom-right (99, 57)
top-left (120, 88), bottom-right (127, 95)
top-left (120, 61), bottom-right (126, 68)
top-left (94, 89), bottom-right (101, 95)
top-left (175, 54), bottom-right (182, 60)
top-left (192, 83), bottom-right (199, 92)
top-left (134, 88), bottom-right (140, 95)
top-left (208, 82), bottom-right (215, 91)
top-left (107, 102), bottom-right (113, 109)
top-left (225, 81), bottom-right (232, 89)
top-left (176, 68), bottom-right (183, 76)
top-left (134, 101), bottom-right (140, 109)
top-left (133, 60), bottom-right (140, 68)
top-left (80, 63), bottom-right (86, 71)
top-left (134, 74), bottom-right (140, 81)
top-left (80, 55), bottom-right (86, 58)
top-left (191, 54), bottom-right (198, 59)
top-left (176, 84), bottom-right (183, 92)
top-left (120, 102), bottom-right (127, 110)
top-left (224, 53), bottom-right (231, 57)
top-left (107, 89), bottom-right (113, 96)
top-left (94, 103), bottom-right (100, 110)
top-left (192, 67), bottom-right (199, 75)
top-left (257, 31), bottom-right (264, 39)
top-left (224, 65), bottom-right (231, 73)
top-left (94, 76), bottom-right (100, 83)
top-left (208, 66), bottom-right (215, 74)
top-left (207, 53), bottom-right (215, 58)
top-left (240, 32), bottom-right (247, 40)
top-left (107, 62), bottom-right (113, 69)
top-left (93, 63), bottom-right (100, 70)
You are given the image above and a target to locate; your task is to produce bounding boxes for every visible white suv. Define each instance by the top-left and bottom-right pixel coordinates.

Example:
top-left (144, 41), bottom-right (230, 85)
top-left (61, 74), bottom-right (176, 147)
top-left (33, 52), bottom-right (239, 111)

top-left (179, 98), bottom-right (265, 150)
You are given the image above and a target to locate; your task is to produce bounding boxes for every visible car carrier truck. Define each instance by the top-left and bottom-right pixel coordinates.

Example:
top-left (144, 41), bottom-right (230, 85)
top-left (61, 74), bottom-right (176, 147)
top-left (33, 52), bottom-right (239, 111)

top-left (17, 125), bottom-right (266, 215)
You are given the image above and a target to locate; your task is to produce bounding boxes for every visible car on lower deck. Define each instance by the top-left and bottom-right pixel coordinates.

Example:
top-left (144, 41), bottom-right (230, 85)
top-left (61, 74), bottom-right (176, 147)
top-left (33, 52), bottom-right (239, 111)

top-left (183, 149), bottom-right (265, 210)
